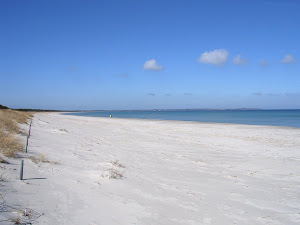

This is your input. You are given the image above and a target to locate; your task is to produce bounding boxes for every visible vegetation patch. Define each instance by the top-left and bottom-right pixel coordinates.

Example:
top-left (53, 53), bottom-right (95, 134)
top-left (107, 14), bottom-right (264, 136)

top-left (108, 168), bottom-right (123, 179)
top-left (0, 130), bottom-right (23, 157)
top-left (0, 108), bottom-right (33, 158)
top-left (111, 160), bottom-right (125, 168)
top-left (30, 153), bottom-right (59, 165)
top-left (0, 104), bottom-right (9, 109)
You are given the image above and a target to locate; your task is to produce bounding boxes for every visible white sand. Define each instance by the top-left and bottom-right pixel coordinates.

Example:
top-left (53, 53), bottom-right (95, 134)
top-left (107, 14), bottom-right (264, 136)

top-left (1, 113), bottom-right (300, 224)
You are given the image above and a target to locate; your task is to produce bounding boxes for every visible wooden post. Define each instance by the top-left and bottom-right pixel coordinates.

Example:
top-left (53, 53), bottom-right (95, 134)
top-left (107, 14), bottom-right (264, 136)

top-left (29, 120), bottom-right (32, 137)
top-left (25, 135), bottom-right (29, 153)
top-left (20, 160), bottom-right (24, 180)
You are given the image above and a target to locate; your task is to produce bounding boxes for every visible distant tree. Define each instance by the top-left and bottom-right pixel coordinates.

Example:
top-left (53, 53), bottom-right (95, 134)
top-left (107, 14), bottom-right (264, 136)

top-left (0, 104), bottom-right (9, 109)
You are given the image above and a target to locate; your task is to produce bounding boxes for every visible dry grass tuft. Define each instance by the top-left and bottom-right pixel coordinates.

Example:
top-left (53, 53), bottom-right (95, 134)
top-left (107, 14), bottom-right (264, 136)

top-left (37, 153), bottom-right (48, 163)
top-left (10, 216), bottom-right (21, 224)
top-left (0, 109), bottom-right (32, 133)
top-left (0, 115), bottom-right (19, 133)
top-left (30, 153), bottom-right (49, 163)
top-left (0, 109), bottom-right (32, 158)
top-left (22, 208), bottom-right (33, 219)
top-left (0, 130), bottom-right (23, 157)
top-left (108, 168), bottom-right (123, 179)
top-left (111, 160), bottom-right (125, 168)
top-left (30, 153), bottom-right (59, 165)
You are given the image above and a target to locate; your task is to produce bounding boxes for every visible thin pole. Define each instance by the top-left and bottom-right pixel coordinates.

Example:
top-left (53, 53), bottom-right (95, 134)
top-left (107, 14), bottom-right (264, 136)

top-left (25, 135), bottom-right (28, 153)
top-left (20, 160), bottom-right (24, 180)
top-left (28, 120), bottom-right (32, 137)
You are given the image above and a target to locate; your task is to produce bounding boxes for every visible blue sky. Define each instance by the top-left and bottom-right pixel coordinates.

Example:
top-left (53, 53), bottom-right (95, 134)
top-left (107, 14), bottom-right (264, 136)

top-left (0, 0), bottom-right (299, 110)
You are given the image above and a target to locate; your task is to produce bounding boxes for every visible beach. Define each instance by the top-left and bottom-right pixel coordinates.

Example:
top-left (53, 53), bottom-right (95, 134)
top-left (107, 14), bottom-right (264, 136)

top-left (2, 112), bottom-right (300, 224)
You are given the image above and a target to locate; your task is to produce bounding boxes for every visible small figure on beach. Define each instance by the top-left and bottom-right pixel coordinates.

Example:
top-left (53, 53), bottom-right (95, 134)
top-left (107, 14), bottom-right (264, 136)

top-left (110, 115), bottom-right (112, 118)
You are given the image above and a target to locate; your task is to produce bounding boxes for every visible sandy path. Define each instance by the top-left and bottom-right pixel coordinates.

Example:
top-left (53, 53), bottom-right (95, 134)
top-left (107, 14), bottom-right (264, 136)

top-left (1, 113), bottom-right (300, 224)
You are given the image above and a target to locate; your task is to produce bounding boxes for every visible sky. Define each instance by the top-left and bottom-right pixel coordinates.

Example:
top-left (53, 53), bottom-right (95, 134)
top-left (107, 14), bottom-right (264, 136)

top-left (0, 0), bottom-right (299, 110)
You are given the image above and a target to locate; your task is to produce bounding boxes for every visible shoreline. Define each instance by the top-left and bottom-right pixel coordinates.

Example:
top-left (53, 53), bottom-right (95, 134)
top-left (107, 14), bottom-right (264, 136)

top-left (1, 112), bottom-right (300, 224)
top-left (61, 112), bottom-right (300, 130)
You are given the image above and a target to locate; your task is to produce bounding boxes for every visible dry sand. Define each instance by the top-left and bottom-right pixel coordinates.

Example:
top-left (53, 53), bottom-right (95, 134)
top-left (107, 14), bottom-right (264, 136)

top-left (1, 112), bottom-right (300, 224)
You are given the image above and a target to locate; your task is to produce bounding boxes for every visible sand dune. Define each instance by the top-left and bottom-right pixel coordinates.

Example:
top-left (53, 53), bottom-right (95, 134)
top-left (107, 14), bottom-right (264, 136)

top-left (1, 113), bottom-right (300, 224)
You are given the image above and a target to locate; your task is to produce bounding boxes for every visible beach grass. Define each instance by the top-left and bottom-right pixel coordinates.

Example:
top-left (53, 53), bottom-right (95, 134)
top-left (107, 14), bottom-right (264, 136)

top-left (0, 109), bottom-right (33, 157)
top-left (29, 153), bottom-right (59, 165)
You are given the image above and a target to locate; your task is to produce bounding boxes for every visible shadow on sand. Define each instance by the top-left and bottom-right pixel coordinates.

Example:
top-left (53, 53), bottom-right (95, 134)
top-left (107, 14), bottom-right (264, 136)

top-left (23, 178), bottom-right (47, 180)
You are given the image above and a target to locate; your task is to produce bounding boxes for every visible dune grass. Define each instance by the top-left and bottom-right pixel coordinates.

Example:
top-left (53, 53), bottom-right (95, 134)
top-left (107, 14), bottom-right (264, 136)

top-left (29, 153), bottom-right (59, 165)
top-left (0, 130), bottom-right (23, 157)
top-left (0, 110), bottom-right (32, 133)
top-left (0, 109), bottom-right (33, 157)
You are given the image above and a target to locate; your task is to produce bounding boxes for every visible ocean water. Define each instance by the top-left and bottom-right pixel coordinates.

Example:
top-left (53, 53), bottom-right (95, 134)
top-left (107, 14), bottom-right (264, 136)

top-left (64, 110), bottom-right (300, 128)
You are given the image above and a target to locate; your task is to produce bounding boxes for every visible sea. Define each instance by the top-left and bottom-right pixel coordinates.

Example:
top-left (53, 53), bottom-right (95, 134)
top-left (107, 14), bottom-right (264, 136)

top-left (64, 110), bottom-right (300, 128)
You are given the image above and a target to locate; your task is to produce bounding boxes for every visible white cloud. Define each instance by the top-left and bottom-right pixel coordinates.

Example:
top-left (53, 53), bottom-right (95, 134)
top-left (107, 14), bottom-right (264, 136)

top-left (259, 60), bottom-right (268, 67)
top-left (143, 59), bottom-right (163, 71)
top-left (198, 49), bottom-right (228, 66)
top-left (280, 54), bottom-right (296, 64)
top-left (233, 54), bottom-right (247, 65)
